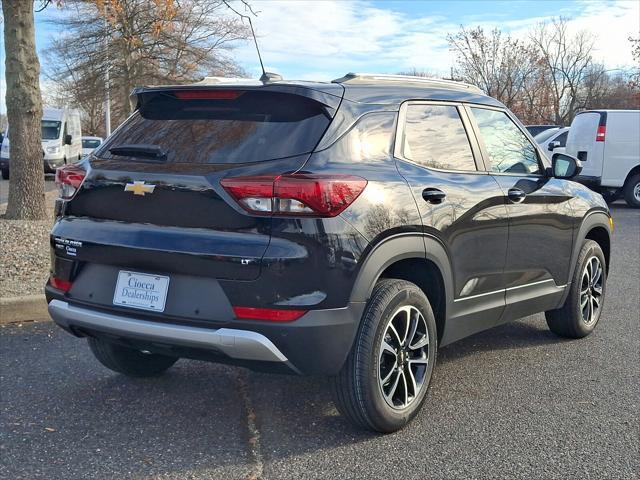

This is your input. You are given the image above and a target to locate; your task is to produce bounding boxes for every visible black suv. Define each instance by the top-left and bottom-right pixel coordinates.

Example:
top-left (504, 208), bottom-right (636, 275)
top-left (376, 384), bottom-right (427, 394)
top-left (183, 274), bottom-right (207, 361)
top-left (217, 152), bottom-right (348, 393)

top-left (46, 74), bottom-right (612, 432)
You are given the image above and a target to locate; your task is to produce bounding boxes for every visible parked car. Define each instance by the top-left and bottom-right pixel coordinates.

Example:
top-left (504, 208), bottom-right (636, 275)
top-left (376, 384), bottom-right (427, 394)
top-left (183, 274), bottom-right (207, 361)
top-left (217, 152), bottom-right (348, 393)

top-left (525, 124), bottom-right (557, 136)
top-left (46, 73), bottom-right (612, 433)
top-left (82, 136), bottom-right (104, 158)
top-left (566, 109), bottom-right (640, 207)
top-left (534, 127), bottom-right (569, 157)
top-left (0, 107), bottom-right (82, 179)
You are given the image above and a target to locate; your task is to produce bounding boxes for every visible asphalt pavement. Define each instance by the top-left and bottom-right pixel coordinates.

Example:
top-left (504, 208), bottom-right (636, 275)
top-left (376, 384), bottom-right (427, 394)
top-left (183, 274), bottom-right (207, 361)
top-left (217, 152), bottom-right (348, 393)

top-left (1, 204), bottom-right (638, 480)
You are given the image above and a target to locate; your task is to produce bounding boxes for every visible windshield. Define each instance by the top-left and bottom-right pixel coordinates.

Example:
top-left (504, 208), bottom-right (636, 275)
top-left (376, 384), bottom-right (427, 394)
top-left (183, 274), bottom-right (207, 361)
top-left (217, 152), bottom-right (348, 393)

top-left (82, 139), bottom-right (102, 149)
top-left (534, 128), bottom-right (560, 144)
top-left (42, 120), bottom-right (62, 140)
top-left (96, 90), bottom-right (332, 164)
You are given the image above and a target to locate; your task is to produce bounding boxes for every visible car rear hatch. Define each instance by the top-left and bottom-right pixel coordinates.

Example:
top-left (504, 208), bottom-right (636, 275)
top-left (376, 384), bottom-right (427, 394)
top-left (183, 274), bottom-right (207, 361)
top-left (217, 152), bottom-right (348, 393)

top-left (566, 111), bottom-right (606, 178)
top-left (53, 83), bottom-right (343, 285)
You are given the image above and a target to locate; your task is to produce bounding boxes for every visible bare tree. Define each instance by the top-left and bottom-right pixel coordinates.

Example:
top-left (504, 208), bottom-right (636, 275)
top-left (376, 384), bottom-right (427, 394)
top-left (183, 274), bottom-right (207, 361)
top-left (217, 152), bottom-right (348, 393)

top-left (2, 1), bottom-right (47, 219)
top-left (447, 27), bottom-right (540, 111)
top-left (630, 36), bottom-right (640, 89)
top-left (396, 68), bottom-right (442, 78)
top-left (531, 18), bottom-right (597, 124)
top-left (46, 0), bottom-right (251, 130)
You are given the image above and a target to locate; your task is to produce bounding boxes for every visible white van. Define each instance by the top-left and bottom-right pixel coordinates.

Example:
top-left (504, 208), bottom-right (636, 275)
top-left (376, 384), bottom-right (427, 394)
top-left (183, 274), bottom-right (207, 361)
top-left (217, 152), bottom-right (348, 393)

top-left (565, 109), bottom-right (640, 207)
top-left (0, 107), bottom-right (82, 179)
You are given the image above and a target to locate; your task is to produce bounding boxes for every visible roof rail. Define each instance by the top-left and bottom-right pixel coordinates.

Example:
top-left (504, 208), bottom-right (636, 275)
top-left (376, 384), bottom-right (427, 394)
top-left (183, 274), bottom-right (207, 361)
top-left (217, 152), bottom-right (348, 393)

top-left (332, 73), bottom-right (484, 94)
top-left (195, 76), bottom-right (259, 85)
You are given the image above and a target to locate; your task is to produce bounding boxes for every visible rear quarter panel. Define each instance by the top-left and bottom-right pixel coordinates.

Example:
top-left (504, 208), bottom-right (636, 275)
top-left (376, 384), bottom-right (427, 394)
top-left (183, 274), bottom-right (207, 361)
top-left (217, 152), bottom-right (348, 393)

top-left (601, 112), bottom-right (640, 187)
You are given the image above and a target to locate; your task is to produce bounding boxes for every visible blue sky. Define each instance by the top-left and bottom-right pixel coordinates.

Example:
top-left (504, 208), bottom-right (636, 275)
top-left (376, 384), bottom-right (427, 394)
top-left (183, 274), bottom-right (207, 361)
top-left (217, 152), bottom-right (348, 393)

top-left (1, 0), bottom-right (639, 114)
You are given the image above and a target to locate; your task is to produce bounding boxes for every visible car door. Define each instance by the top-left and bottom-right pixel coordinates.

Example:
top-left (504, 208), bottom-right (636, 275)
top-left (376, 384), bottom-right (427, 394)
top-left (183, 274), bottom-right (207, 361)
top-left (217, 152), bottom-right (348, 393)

top-left (466, 105), bottom-right (575, 322)
top-left (394, 101), bottom-right (509, 344)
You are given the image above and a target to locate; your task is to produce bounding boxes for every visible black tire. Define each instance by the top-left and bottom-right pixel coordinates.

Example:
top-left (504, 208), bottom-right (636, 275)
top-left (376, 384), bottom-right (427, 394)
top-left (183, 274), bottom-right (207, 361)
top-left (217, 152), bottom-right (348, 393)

top-left (88, 337), bottom-right (178, 377)
top-left (623, 173), bottom-right (640, 208)
top-left (545, 239), bottom-right (607, 338)
top-left (330, 279), bottom-right (437, 433)
top-left (1, 168), bottom-right (8, 180)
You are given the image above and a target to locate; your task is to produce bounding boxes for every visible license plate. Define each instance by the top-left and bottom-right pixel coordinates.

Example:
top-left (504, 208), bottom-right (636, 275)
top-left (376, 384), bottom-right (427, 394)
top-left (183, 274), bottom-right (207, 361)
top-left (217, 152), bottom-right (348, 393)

top-left (113, 271), bottom-right (170, 312)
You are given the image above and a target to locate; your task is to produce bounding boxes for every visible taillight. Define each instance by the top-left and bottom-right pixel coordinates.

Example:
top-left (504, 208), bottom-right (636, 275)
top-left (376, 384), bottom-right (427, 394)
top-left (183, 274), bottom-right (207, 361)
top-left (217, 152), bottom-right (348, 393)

top-left (221, 174), bottom-right (367, 217)
top-left (55, 164), bottom-right (86, 199)
top-left (49, 276), bottom-right (73, 293)
top-left (596, 125), bottom-right (606, 142)
top-left (233, 306), bottom-right (306, 322)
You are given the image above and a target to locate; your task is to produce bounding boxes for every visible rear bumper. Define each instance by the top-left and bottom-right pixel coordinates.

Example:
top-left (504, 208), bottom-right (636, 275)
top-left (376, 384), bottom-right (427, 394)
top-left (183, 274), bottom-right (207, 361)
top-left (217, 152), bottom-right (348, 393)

top-left (48, 298), bottom-right (365, 376)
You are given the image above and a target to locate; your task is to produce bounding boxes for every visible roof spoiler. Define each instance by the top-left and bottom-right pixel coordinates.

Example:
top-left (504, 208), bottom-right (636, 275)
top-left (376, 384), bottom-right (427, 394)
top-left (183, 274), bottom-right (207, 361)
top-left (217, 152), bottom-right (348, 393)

top-left (129, 82), bottom-right (343, 117)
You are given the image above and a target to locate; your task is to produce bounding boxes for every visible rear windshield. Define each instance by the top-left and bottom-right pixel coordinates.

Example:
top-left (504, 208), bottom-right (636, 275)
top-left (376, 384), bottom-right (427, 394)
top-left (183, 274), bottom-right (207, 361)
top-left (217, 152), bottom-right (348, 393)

top-left (96, 90), bottom-right (332, 164)
top-left (82, 139), bottom-right (102, 148)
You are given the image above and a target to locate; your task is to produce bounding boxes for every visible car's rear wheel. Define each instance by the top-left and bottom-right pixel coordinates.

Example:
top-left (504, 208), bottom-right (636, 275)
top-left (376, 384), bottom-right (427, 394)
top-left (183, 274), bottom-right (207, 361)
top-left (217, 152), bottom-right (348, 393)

top-left (1, 168), bottom-right (8, 180)
top-left (623, 173), bottom-right (640, 208)
top-left (88, 337), bottom-right (178, 377)
top-left (545, 239), bottom-right (606, 338)
top-left (330, 279), bottom-right (437, 433)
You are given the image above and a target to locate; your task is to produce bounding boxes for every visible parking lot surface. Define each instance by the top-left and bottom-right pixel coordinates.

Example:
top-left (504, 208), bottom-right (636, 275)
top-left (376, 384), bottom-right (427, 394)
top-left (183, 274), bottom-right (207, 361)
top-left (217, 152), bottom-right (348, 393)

top-left (1, 204), bottom-right (638, 480)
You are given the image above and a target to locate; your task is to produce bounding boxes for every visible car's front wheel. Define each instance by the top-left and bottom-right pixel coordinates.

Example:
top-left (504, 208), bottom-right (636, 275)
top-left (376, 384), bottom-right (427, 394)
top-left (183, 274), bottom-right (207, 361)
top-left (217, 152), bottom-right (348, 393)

top-left (88, 337), bottom-right (178, 377)
top-left (330, 279), bottom-right (437, 433)
top-left (545, 239), bottom-right (607, 338)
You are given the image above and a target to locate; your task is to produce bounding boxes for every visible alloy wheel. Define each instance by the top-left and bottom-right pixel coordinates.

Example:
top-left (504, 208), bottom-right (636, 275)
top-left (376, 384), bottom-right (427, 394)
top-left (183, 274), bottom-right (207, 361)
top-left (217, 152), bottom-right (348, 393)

top-left (580, 256), bottom-right (604, 325)
top-left (378, 305), bottom-right (430, 410)
top-left (634, 181), bottom-right (640, 203)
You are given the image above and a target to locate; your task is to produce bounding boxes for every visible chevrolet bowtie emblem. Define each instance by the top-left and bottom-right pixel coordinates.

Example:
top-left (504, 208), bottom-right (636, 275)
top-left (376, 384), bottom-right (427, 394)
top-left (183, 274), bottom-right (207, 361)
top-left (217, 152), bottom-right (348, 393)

top-left (124, 181), bottom-right (156, 196)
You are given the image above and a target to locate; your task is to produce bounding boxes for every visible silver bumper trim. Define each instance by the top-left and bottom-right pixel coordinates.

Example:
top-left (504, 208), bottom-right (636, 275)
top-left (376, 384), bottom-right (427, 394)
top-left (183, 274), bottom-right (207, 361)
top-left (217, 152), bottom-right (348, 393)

top-left (48, 300), bottom-right (288, 363)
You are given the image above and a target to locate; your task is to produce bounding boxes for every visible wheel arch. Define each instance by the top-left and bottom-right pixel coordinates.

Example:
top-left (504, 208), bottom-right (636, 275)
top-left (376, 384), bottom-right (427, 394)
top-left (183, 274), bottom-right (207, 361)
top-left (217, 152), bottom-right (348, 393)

top-left (624, 165), bottom-right (640, 185)
top-left (558, 210), bottom-right (612, 307)
top-left (349, 233), bottom-right (454, 343)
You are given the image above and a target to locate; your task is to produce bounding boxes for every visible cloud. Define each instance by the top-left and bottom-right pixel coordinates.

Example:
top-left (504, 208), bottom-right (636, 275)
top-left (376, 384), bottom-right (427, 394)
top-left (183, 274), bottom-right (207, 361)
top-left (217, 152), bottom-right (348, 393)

top-left (231, 0), bottom-right (639, 80)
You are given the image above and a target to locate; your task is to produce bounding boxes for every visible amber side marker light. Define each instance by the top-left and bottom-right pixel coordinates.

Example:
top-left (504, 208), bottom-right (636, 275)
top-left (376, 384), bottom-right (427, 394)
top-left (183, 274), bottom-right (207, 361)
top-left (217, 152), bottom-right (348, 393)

top-left (609, 216), bottom-right (614, 233)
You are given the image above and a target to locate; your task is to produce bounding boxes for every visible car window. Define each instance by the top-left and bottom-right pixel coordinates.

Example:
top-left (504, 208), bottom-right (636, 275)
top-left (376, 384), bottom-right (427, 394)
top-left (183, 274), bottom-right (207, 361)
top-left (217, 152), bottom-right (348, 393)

top-left (97, 91), bottom-right (331, 164)
top-left (83, 139), bottom-right (102, 149)
top-left (556, 131), bottom-right (568, 147)
top-left (402, 104), bottom-right (476, 171)
top-left (534, 128), bottom-right (560, 144)
top-left (41, 121), bottom-right (61, 140)
top-left (471, 108), bottom-right (541, 175)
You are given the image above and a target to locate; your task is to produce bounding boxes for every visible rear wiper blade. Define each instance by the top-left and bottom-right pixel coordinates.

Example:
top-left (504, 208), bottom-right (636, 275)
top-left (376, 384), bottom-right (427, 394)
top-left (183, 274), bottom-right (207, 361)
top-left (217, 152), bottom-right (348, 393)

top-left (109, 144), bottom-right (167, 160)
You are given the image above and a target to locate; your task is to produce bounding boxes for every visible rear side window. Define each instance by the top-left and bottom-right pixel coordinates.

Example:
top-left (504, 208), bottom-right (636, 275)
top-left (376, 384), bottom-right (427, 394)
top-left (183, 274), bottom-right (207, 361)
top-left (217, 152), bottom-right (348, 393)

top-left (556, 131), bottom-right (568, 147)
top-left (471, 107), bottom-right (541, 175)
top-left (97, 91), bottom-right (332, 164)
top-left (402, 104), bottom-right (476, 171)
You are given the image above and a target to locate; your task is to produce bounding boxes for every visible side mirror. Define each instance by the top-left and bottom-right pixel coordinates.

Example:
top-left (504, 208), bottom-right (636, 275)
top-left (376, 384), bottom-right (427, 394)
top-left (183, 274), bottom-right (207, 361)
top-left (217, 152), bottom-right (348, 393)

top-left (552, 153), bottom-right (582, 179)
top-left (547, 140), bottom-right (561, 152)
top-left (64, 134), bottom-right (72, 145)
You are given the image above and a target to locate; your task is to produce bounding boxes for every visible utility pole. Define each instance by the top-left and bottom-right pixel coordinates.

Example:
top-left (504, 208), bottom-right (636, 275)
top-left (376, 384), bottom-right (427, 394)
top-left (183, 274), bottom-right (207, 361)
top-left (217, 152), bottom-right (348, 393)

top-left (103, 2), bottom-right (111, 137)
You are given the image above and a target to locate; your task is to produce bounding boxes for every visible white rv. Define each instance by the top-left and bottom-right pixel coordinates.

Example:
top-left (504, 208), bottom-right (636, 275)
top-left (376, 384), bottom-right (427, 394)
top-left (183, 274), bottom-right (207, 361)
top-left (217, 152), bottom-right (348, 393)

top-left (565, 109), bottom-right (640, 207)
top-left (0, 107), bottom-right (82, 179)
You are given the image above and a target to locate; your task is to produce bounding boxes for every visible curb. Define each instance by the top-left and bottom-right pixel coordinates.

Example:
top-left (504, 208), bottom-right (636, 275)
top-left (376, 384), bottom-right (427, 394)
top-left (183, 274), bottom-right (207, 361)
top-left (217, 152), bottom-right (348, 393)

top-left (0, 294), bottom-right (50, 324)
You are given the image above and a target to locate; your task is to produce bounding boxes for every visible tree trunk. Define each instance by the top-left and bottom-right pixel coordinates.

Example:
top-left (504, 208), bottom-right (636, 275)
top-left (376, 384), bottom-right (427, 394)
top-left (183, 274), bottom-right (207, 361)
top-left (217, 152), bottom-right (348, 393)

top-left (2, 0), bottom-right (47, 220)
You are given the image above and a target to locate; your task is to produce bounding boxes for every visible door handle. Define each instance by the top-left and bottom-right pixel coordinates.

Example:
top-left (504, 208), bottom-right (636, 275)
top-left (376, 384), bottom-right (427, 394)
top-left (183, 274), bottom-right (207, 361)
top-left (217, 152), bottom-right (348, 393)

top-left (422, 188), bottom-right (446, 204)
top-left (507, 188), bottom-right (526, 203)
